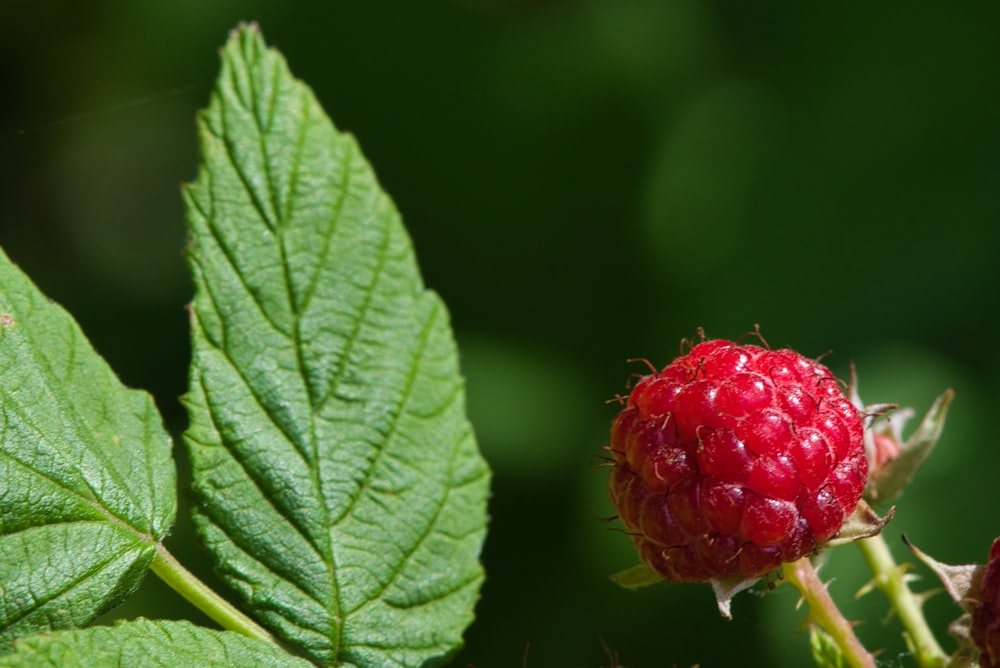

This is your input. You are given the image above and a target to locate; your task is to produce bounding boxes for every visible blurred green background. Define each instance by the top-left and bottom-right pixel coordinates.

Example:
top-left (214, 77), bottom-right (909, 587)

top-left (2, 1), bottom-right (999, 666)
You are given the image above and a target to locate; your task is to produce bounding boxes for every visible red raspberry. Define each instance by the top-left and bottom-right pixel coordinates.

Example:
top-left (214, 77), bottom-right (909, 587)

top-left (972, 538), bottom-right (1000, 667)
top-left (608, 337), bottom-right (867, 582)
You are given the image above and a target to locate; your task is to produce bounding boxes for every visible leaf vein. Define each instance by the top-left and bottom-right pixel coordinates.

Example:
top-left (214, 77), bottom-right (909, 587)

top-left (314, 205), bottom-right (392, 413)
top-left (201, 206), bottom-right (291, 340)
top-left (212, 123), bottom-right (276, 234)
top-left (328, 298), bottom-right (435, 530)
top-left (262, 84), bottom-right (345, 654)
top-left (244, 48), bottom-right (282, 233)
top-left (0, 530), bottom-right (142, 630)
top-left (0, 384), bottom-right (142, 533)
top-left (296, 137), bottom-right (354, 318)
top-left (0, 447), bottom-right (105, 530)
top-left (201, 513), bottom-right (330, 616)
top-left (277, 84), bottom-right (308, 235)
top-left (196, 373), bottom-right (325, 562)
top-left (341, 305), bottom-right (478, 615)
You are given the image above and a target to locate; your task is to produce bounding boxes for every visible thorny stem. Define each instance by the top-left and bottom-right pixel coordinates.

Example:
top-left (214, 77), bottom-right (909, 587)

top-left (782, 556), bottom-right (876, 668)
top-left (856, 534), bottom-right (949, 668)
top-left (151, 544), bottom-right (276, 645)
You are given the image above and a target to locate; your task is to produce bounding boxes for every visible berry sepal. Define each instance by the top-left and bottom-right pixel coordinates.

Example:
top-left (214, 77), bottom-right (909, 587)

top-left (904, 536), bottom-right (984, 613)
top-left (609, 562), bottom-right (761, 619)
top-left (611, 499), bottom-right (894, 621)
top-left (850, 368), bottom-right (954, 504)
top-left (609, 563), bottom-right (665, 590)
top-left (819, 499), bottom-right (895, 549)
top-left (904, 535), bottom-right (991, 668)
top-left (709, 574), bottom-right (763, 619)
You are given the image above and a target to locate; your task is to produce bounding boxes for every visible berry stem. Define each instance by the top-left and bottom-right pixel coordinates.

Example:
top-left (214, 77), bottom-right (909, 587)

top-left (855, 534), bottom-right (948, 668)
top-left (781, 556), bottom-right (876, 668)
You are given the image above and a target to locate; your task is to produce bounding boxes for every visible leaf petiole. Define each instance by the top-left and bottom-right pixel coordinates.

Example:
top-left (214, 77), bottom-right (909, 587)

top-left (150, 544), bottom-right (276, 646)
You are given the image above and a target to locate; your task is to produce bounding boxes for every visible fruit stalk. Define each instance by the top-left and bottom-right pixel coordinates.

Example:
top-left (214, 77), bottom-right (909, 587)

top-left (856, 534), bottom-right (948, 668)
top-left (781, 555), bottom-right (876, 668)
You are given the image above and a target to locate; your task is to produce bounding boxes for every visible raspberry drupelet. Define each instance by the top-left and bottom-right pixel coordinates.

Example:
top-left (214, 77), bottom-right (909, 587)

top-left (608, 337), bottom-right (867, 583)
top-left (972, 538), bottom-right (1000, 668)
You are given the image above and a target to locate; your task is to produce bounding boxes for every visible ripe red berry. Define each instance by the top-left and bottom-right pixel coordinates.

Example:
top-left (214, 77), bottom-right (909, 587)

top-left (608, 337), bottom-right (867, 583)
top-left (972, 538), bottom-right (1000, 668)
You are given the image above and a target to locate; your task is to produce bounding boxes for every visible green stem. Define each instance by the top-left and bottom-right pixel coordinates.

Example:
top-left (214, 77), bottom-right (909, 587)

top-left (782, 556), bottom-right (876, 668)
top-left (151, 544), bottom-right (276, 645)
top-left (856, 534), bottom-right (948, 668)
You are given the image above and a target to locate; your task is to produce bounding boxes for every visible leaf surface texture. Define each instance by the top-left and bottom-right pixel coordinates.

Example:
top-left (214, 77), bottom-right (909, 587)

top-left (0, 618), bottom-right (311, 667)
top-left (0, 248), bottom-right (176, 643)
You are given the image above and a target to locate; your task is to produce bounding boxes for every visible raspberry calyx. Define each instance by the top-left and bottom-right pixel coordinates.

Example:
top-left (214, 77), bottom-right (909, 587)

top-left (607, 334), bottom-right (872, 611)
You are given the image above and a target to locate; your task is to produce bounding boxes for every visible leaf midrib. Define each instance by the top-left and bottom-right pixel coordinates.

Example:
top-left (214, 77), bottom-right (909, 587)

top-left (218, 53), bottom-right (348, 656)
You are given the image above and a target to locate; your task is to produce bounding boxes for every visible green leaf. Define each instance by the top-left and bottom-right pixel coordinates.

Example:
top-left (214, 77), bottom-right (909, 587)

top-left (0, 618), bottom-right (311, 667)
top-left (0, 248), bottom-right (176, 643)
top-left (182, 24), bottom-right (490, 666)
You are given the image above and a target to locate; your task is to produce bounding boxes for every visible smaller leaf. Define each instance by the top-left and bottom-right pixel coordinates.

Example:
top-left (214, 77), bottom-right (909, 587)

top-left (0, 619), bottom-right (310, 668)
